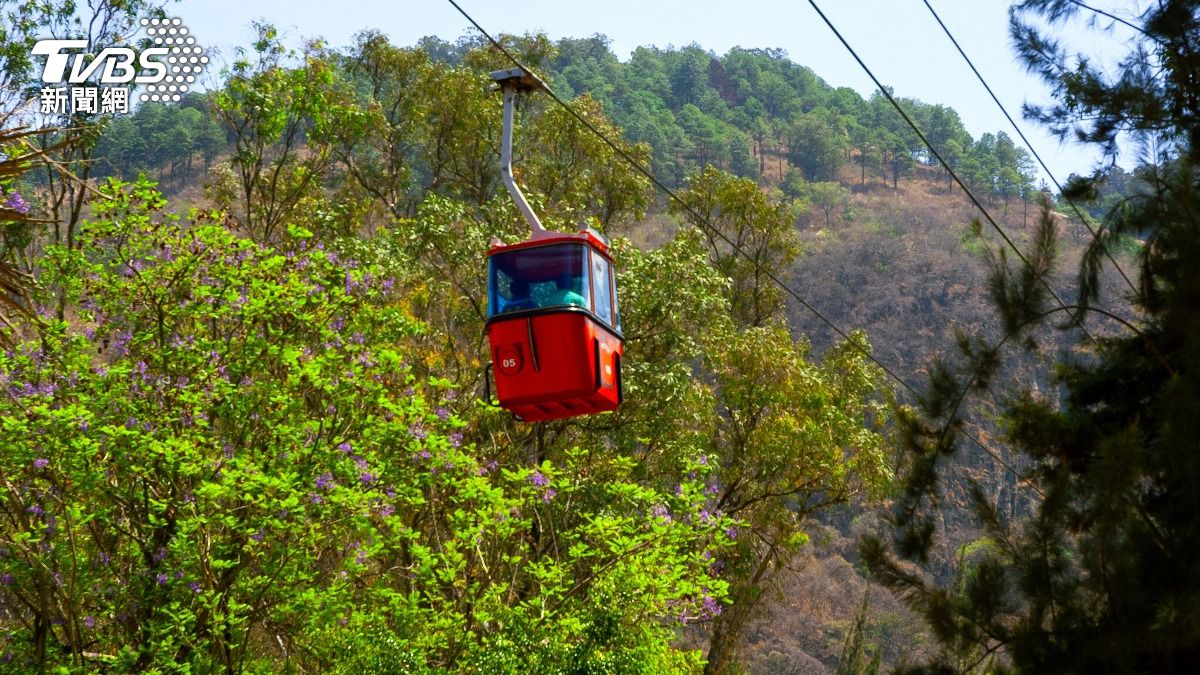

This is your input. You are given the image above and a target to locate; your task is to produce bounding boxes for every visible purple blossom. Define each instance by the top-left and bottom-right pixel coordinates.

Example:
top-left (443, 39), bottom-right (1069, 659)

top-left (110, 331), bottom-right (131, 356)
top-left (359, 472), bottom-right (376, 486)
top-left (83, 616), bottom-right (95, 629)
top-left (409, 423), bottom-right (426, 440)
top-left (331, 317), bottom-right (344, 333)
top-left (0, 573), bottom-right (12, 585)
top-left (651, 504), bottom-right (672, 523)
top-left (188, 581), bottom-right (201, 593)
top-left (316, 473), bottom-right (334, 490)
top-left (156, 573), bottom-right (168, 586)
top-left (33, 458), bottom-right (48, 469)
top-left (250, 529), bottom-right (264, 543)
top-left (4, 190), bottom-right (29, 215)
top-left (152, 547), bottom-right (167, 563)
top-left (26, 504), bottom-right (44, 517)
top-left (436, 407), bottom-right (450, 421)
top-left (702, 595), bottom-right (721, 617)
top-left (79, 419), bottom-right (89, 431)
top-left (541, 488), bottom-right (557, 503)
top-left (376, 503), bottom-right (395, 517)
top-left (725, 526), bottom-right (739, 539)
top-left (529, 471), bottom-right (549, 488)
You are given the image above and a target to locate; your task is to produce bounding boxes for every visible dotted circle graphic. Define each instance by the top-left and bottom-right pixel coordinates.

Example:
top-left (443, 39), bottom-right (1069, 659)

top-left (138, 17), bottom-right (207, 103)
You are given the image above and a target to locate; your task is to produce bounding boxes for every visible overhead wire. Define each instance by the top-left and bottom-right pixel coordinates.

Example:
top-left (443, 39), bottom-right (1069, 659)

top-left (805, 0), bottom-right (1099, 345)
top-left (921, 0), bottom-right (1142, 304)
top-left (443, 0), bottom-right (1037, 489)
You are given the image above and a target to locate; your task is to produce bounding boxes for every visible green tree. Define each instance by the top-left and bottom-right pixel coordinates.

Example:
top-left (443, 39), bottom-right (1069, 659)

top-left (863, 1), bottom-right (1200, 672)
top-left (788, 111), bottom-right (845, 181)
top-left (214, 24), bottom-right (355, 242)
top-left (806, 180), bottom-right (852, 228)
top-left (0, 179), bottom-right (733, 672)
top-left (700, 327), bottom-right (892, 674)
top-left (670, 166), bottom-right (801, 327)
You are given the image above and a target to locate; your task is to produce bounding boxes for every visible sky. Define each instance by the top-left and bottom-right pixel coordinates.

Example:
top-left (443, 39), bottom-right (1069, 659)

top-left (170, 0), bottom-right (1144, 185)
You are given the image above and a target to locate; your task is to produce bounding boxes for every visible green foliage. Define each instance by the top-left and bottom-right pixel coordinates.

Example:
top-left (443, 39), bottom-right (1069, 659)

top-left (0, 180), bottom-right (731, 670)
top-left (93, 96), bottom-right (226, 182)
top-left (2, 23), bottom-right (910, 673)
top-left (787, 112), bottom-right (846, 182)
top-left (670, 166), bottom-right (802, 327)
top-left (786, 177), bottom-right (849, 229)
top-left (864, 2), bottom-right (1200, 672)
top-left (214, 24), bottom-right (359, 241)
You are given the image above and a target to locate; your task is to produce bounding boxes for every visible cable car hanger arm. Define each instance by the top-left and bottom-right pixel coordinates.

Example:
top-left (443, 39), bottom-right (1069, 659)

top-left (491, 67), bottom-right (557, 241)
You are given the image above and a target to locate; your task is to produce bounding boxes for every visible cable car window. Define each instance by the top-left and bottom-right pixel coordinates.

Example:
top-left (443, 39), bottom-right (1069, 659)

top-left (488, 244), bottom-right (590, 318)
top-left (610, 263), bottom-right (621, 332)
top-left (590, 251), bottom-right (613, 326)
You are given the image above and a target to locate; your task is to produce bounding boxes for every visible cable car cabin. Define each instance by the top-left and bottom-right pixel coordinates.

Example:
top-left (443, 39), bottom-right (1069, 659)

top-left (485, 229), bottom-right (623, 421)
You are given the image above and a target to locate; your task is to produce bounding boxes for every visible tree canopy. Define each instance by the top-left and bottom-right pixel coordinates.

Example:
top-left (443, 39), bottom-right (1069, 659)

top-left (863, 2), bottom-right (1200, 672)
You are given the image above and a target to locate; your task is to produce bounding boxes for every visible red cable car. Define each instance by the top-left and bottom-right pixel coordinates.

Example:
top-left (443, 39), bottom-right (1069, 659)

top-left (484, 67), bottom-right (624, 421)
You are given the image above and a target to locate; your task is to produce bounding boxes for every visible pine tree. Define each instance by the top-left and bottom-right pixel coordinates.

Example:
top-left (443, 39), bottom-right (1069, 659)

top-left (862, 2), bottom-right (1200, 672)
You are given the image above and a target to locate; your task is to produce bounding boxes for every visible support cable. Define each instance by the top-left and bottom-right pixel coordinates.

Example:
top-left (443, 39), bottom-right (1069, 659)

top-left (806, 0), bottom-right (1099, 344)
top-left (922, 0), bottom-right (1142, 304)
top-left (445, 0), bottom-right (1038, 490)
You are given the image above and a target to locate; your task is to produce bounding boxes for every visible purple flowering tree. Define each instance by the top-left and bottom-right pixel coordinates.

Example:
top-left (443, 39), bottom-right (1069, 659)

top-left (0, 179), bottom-right (731, 672)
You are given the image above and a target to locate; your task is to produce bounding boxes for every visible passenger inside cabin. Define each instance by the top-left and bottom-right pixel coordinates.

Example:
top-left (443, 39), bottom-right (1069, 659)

top-left (503, 278), bottom-right (534, 313)
top-left (546, 274), bottom-right (587, 309)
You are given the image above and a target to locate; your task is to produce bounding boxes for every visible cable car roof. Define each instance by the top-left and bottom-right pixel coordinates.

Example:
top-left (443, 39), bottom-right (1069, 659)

top-left (487, 227), bottom-right (611, 257)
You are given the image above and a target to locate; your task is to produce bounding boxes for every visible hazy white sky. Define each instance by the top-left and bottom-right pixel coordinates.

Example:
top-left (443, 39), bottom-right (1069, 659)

top-left (171, 0), bottom-right (1142, 183)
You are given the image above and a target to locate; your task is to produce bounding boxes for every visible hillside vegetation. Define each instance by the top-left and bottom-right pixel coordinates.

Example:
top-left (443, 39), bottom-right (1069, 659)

top-left (0, 7), bottom-right (1164, 674)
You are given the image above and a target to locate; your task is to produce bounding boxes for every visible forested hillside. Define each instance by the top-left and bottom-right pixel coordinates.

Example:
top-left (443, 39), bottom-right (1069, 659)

top-left (0, 3), bottom-right (1179, 673)
top-left (88, 33), bottom-right (1041, 210)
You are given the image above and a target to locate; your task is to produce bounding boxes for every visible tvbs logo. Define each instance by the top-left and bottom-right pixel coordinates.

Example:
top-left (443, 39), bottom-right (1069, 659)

top-left (34, 17), bottom-right (208, 114)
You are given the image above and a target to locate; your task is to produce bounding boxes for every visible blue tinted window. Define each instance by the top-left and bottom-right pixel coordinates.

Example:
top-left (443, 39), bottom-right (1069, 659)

top-left (488, 244), bottom-right (590, 317)
top-left (591, 252), bottom-right (613, 326)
